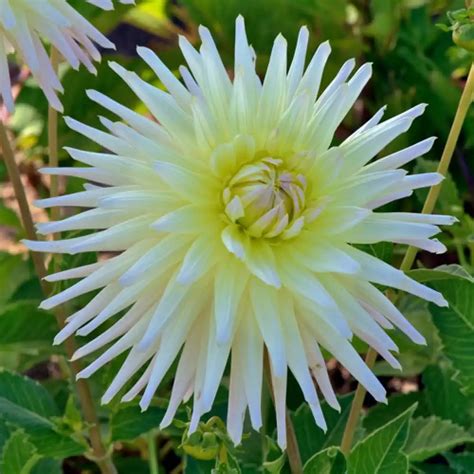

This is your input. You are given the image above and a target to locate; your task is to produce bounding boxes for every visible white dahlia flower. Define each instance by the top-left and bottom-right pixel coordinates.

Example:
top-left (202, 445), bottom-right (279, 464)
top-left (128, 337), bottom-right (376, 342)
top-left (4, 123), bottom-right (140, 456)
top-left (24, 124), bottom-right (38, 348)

top-left (0, 0), bottom-right (116, 112)
top-left (27, 17), bottom-right (453, 449)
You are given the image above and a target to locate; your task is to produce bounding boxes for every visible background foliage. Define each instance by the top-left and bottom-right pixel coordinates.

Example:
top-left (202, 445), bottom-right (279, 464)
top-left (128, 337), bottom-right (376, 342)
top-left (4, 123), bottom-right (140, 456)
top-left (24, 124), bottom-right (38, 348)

top-left (0, 0), bottom-right (473, 473)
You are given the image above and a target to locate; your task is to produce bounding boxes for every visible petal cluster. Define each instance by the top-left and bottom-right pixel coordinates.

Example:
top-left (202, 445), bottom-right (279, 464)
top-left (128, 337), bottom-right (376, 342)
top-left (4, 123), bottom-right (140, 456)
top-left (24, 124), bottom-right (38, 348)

top-left (0, 0), bottom-right (116, 112)
top-left (28, 17), bottom-right (454, 448)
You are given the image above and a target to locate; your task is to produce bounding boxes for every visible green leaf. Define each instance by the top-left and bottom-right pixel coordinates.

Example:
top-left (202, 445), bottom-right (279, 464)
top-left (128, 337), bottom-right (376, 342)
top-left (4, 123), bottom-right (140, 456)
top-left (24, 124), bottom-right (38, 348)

top-left (0, 205), bottom-right (22, 231)
top-left (0, 253), bottom-right (31, 306)
top-left (0, 421), bottom-right (12, 456)
top-left (291, 394), bottom-right (355, 464)
top-left (408, 266), bottom-right (473, 283)
top-left (445, 452), bottom-right (474, 473)
top-left (184, 457), bottom-right (216, 473)
top-left (0, 371), bottom-right (57, 417)
top-left (262, 449), bottom-right (286, 474)
top-left (30, 458), bottom-right (62, 474)
top-left (0, 371), bottom-right (85, 458)
top-left (234, 428), bottom-right (265, 472)
top-left (1, 430), bottom-right (41, 474)
top-left (347, 404), bottom-right (416, 474)
top-left (421, 363), bottom-right (473, 428)
top-left (428, 278), bottom-right (474, 395)
top-left (0, 302), bottom-right (57, 352)
top-left (303, 447), bottom-right (346, 474)
top-left (357, 242), bottom-right (393, 263)
top-left (115, 457), bottom-right (150, 474)
top-left (411, 462), bottom-right (456, 474)
top-left (110, 404), bottom-right (167, 442)
top-left (363, 392), bottom-right (422, 434)
top-left (436, 23), bottom-right (452, 32)
top-left (404, 417), bottom-right (474, 462)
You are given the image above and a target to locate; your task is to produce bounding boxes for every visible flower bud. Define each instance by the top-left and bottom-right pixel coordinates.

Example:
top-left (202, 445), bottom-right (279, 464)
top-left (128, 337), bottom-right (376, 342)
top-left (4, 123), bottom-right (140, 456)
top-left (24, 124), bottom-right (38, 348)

top-left (453, 22), bottom-right (474, 51)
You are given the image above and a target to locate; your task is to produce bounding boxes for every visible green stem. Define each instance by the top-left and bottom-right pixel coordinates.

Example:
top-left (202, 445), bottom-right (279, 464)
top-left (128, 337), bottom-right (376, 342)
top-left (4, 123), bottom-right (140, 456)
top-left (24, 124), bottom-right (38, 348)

top-left (455, 242), bottom-right (469, 269)
top-left (147, 432), bottom-right (160, 474)
top-left (401, 63), bottom-right (474, 272)
top-left (469, 241), bottom-right (474, 268)
top-left (340, 349), bottom-right (377, 454)
top-left (340, 62), bottom-right (474, 455)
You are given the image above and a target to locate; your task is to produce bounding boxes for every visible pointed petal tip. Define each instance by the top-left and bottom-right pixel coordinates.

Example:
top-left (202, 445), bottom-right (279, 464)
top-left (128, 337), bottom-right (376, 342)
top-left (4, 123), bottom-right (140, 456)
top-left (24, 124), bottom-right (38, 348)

top-left (320, 40), bottom-right (331, 52)
top-left (252, 421), bottom-right (263, 431)
top-left (228, 432), bottom-right (242, 447)
top-left (76, 327), bottom-right (90, 337)
top-left (38, 300), bottom-right (51, 311)
top-left (299, 25), bottom-right (309, 35)
top-left (417, 336), bottom-right (427, 346)
top-left (101, 394), bottom-right (113, 405)
top-left (108, 61), bottom-right (126, 75)
top-left (277, 440), bottom-right (287, 451)
top-left (391, 358), bottom-right (402, 371)
top-left (70, 352), bottom-right (81, 362)
top-left (159, 412), bottom-right (174, 429)
top-left (35, 224), bottom-right (48, 235)
top-left (275, 33), bottom-right (287, 45)
top-left (259, 273), bottom-right (282, 289)
top-left (373, 386), bottom-right (387, 404)
top-left (177, 35), bottom-right (189, 47)
top-left (198, 24), bottom-right (210, 35)
top-left (438, 295), bottom-right (449, 307)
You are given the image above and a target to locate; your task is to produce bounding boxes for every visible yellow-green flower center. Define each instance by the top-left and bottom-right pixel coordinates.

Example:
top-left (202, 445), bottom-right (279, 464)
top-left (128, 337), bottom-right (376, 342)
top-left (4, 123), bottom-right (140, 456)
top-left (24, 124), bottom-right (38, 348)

top-left (222, 157), bottom-right (307, 239)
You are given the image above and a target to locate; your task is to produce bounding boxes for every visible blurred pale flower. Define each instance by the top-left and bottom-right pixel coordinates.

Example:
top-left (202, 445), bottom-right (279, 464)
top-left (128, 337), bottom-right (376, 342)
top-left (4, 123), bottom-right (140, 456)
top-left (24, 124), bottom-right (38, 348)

top-left (87, 0), bottom-right (135, 10)
top-left (27, 17), bottom-right (453, 448)
top-left (0, 0), bottom-right (116, 112)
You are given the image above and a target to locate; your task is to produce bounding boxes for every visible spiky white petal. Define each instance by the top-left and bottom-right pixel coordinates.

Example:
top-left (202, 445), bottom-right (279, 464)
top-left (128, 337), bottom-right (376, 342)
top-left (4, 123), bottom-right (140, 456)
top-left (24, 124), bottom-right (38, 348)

top-left (27, 17), bottom-right (453, 449)
top-left (0, 0), bottom-right (116, 112)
